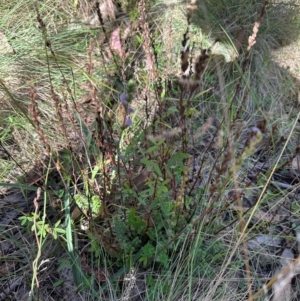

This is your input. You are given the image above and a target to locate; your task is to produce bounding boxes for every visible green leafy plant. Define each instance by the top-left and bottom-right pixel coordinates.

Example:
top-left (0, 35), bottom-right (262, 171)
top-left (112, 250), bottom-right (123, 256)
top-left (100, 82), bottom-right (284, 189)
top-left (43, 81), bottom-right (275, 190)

top-left (19, 212), bottom-right (66, 239)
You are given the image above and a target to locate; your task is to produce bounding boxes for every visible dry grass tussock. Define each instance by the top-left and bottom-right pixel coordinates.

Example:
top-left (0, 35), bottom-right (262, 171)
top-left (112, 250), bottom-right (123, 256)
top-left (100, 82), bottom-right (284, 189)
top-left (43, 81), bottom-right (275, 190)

top-left (1, 0), bottom-right (300, 300)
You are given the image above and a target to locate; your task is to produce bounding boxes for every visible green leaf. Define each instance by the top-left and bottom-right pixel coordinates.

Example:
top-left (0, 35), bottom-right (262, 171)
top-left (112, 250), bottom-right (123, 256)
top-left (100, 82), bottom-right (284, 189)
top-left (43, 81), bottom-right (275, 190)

top-left (161, 179), bottom-right (171, 186)
top-left (153, 164), bottom-right (163, 177)
top-left (156, 250), bottom-right (168, 268)
top-left (166, 152), bottom-right (190, 170)
top-left (160, 201), bottom-right (174, 216)
top-left (147, 145), bottom-right (159, 154)
top-left (140, 158), bottom-right (153, 168)
top-left (139, 254), bottom-right (148, 266)
top-left (136, 35), bottom-right (142, 43)
top-left (91, 195), bottom-right (101, 216)
top-left (141, 158), bottom-right (163, 177)
top-left (56, 189), bottom-right (65, 198)
top-left (157, 184), bottom-right (169, 194)
top-left (142, 243), bottom-right (155, 256)
top-left (167, 106), bottom-right (179, 114)
top-left (19, 216), bottom-right (29, 225)
top-left (146, 275), bottom-right (156, 287)
top-left (292, 202), bottom-right (300, 214)
top-left (127, 209), bottom-right (146, 233)
top-left (53, 279), bottom-right (64, 288)
top-left (64, 192), bottom-right (83, 286)
top-left (185, 108), bottom-right (200, 117)
top-left (147, 228), bottom-right (157, 241)
top-left (74, 194), bottom-right (88, 210)
top-left (55, 228), bottom-right (66, 234)
top-left (37, 228), bottom-right (47, 238)
top-left (91, 165), bottom-right (100, 180)
top-left (54, 219), bottom-right (61, 228)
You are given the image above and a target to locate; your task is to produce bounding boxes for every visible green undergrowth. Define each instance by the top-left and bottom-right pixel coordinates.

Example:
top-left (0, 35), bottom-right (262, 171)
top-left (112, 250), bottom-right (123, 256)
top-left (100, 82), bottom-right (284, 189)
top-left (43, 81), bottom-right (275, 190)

top-left (1, 0), bottom-right (300, 300)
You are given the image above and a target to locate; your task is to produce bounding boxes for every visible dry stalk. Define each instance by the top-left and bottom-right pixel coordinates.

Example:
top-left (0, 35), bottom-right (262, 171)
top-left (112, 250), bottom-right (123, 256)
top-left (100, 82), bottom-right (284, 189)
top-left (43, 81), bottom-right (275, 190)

top-left (29, 85), bottom-right (50, 155)
top-left (247, 1), bottom-right (269, 51)
top-left (32, 187), bottom-right (42, 289)
top-left (250, 255), bottom-right (300, 301)
top-left (234, 1), bottom-right (268, 121)
top-left (138, 0), bottom-right (157, 82)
